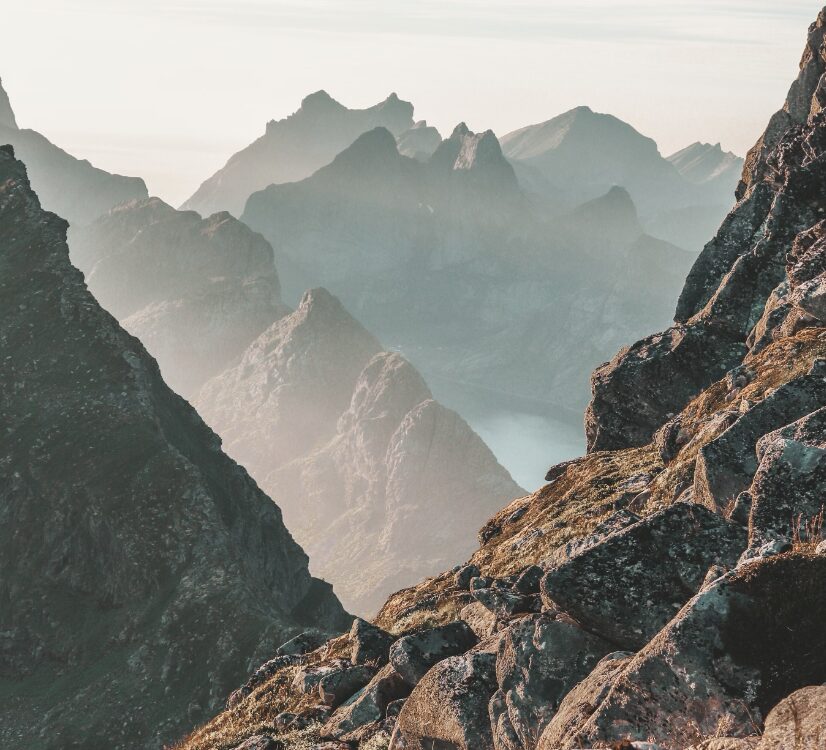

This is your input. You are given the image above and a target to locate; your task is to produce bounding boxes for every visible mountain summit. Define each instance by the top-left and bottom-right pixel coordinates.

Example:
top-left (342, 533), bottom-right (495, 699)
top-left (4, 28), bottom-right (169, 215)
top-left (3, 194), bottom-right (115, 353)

top-left (181, 91), bottom-right (416, 217)
top-left (0, 77), bottom-right (17, 129)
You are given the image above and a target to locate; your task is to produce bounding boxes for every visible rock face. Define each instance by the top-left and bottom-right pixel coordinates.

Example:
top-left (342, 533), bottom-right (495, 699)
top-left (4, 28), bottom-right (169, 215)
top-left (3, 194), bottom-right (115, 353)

top-left (197, 289), bottom-right (523, 615)
top-left (68, 197), bottom-right (288, 397)
top-left (0, 78), bottom-right (147, 225)
top-left (182, 90), bottom-right (415, 217)
top-left (587, 8), bottom-right (826, 454)
top-left (540, 502), bottom-right (746, 650)
top-left (757, 685), bottom-right (826, 749)
top-left (537, 555), bottom-right (826, 748)
top-left (0, 146), bottom-right (349, 749)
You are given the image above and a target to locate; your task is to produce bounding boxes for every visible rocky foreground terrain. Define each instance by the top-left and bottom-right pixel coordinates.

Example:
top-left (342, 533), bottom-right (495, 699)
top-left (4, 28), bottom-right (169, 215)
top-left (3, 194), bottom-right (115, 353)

top-left (0, 146), bottom-right (350, 750)
top-left (175, 9), bottom-right (826, 750)
top-left (0, 77), bottom-right (147, 225)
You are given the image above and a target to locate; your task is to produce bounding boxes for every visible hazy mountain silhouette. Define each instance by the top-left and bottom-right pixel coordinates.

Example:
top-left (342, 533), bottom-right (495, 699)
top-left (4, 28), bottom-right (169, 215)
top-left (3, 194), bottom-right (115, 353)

top-left (240, 123), bottom-right (695, 443)
top-left (0, 77), bottom-right (147, 225)
top-left (69, 197), bottom-right (289, 397)
top-left (197, 288), bottom-right (523, 615)
top-left (181, 90), bottom-right (415, 217)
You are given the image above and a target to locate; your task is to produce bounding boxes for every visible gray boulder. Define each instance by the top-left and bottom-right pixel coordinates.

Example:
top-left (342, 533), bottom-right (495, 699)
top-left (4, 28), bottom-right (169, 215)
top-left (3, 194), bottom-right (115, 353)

top-left (539, 555), bottom-right (826, 748)
top-left (390, 651), bottom-right (498, 750)
top-left (389, 621), bottom-right (479, 686)
top-left (748, 407), bottom-right (826, 552)
top-left (756, 685), bottom-right (826, 749)
top-left (490, 615), bottom-right (614, 750)
top-left (323, 663), bottom-right (411, 739)
top-left (319, 664), bottom-right (377, 707)
top-left (541, 502), bottom-right (745, 649)
top-left (350, 617), bottom-right (395, 666)
top-left (693, 360), bottom-right (826, 511)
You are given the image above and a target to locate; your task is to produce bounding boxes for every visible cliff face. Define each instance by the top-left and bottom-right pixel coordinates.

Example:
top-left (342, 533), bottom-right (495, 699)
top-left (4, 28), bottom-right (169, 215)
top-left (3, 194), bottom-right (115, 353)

top-left (68, 197), bottom-right (289, 397)
top-left (0, 146), bottom-right (349, 750)
top-left (177, 9), bottom-right (826, 750)
top-left (181, 91), bottom-right (415, 217)
top-left (0, 78), bottom-right (147, 225)
top-left (197, 290), bottom-right (523, 615)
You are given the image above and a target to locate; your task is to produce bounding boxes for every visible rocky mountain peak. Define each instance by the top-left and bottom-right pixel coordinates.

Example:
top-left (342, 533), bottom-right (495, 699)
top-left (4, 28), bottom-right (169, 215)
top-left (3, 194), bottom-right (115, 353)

top-left (298, 89), bottom-right (345, 113)
top-left (0, 77), bottom-right (17, 129)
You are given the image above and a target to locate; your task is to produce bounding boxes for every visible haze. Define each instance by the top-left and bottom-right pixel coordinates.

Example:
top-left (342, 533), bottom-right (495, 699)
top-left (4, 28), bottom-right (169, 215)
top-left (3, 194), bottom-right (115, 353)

top-left (1, 0), bottom-right (817, 205)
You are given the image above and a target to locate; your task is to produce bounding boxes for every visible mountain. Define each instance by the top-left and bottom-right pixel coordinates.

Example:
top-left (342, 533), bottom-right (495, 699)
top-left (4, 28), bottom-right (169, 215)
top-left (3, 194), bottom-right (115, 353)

top-left (68, 197), bottom-right (289, 397)
top-left (178, 8), bottom-right (826, 750)
top-left (197, 288), bottom-right (524, 615)
top-left (0, 145), bottom-right (349, 749)
top-left (667, 141), bottom-right (744, 192)
top-left (241, 128), bottom-right (693, 436)
top-left (181, 90), bottom-right (415, 217)
top-left (0, 77), bottom-right (147, 225)
top-left (396, 120), bottom-right (442, 160)
top-left (500, 105), bottom-right (692, 214)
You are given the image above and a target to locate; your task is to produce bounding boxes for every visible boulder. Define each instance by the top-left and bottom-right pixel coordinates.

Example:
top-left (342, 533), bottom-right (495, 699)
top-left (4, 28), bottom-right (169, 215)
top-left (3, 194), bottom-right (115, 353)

top-left (536, 651), bottom-right (634, 750)
top-left (390, 651), bottom-right (498, 750)
top-left (323, 663), bottom-right (411, 739)
top-left (512, 565), bottom-right (544, 595)
top-left (693, 360), bottom-right (826, 511)
top-left (389, 621), bottom-right (479, 686)
top-left (459, 601), bottom-right (499, 639)
top-left (276, 631), bottom-right (326, 656)
top-left (490, 615), bottom-right (614, 750)
top-left (454, 564), bottom-right (481, 590)
top-left (350, 617), bottom-right (395, 666)
top-left (319, 664), bottom-right (377, 707)
top-left (748, 407), bottom-right (826, 552)
top-left (471, 586), bottom-right (534, 619)
top-left (539, 555), bottom-right (826, 748)
top-left (585, 322), bottom-right (747, 453)
top-left (292, 661), bottom-right (349, 695)
top-left (541, 502), bottom-right (745, 649)
top-left (757, 685), bottom-right (826, 749)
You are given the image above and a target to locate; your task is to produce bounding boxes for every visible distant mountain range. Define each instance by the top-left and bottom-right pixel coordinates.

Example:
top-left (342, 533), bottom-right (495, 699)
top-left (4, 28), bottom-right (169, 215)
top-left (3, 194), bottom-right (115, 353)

top-left (182, 90), bottom-right (418, 217)
top-left (0, 78), bottom-right (147, 225)
top-left (239, 119), bottom-right (696, 433)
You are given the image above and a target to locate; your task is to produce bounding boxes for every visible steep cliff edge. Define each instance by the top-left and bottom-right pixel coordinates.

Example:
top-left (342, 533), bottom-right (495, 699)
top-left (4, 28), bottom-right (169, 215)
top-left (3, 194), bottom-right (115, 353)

top-left (175, 9), bottom-right (826, 750)
top-left (0, 146), bottom-right (348, 750)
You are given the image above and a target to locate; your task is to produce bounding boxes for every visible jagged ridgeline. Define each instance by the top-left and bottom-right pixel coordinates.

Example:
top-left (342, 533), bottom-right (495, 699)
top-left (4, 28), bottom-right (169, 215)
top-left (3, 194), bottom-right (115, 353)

top-left (177, 8), bottom-right (826, 750)
top-left (0, 77), bottom-right (147, 225)
top-left (0, 146), bottom-right (349, 749)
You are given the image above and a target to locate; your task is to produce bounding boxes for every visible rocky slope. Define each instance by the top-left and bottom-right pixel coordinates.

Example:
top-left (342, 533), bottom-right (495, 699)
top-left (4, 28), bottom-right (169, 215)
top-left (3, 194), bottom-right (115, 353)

top-left (0, 145), bottom-right (349, 750)
top-left (68, 197), bottom-right (289, 397)
top-left (176, 8), bottom-right (826, 750)
top-left (197, 288), bottom-right (524, 615)
top-left (241, 123), bottom-right (695, 445)
top-left (0, 77), bottom-right (147, 225)
top-left (182, 91), bottom-right (415, 217)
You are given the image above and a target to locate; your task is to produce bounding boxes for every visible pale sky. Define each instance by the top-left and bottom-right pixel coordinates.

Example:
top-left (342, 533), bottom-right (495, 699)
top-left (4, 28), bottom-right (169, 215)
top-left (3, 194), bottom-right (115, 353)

top-left (1, 1), bottom-right (820, 205)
